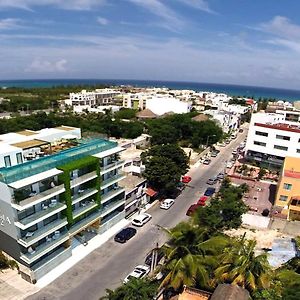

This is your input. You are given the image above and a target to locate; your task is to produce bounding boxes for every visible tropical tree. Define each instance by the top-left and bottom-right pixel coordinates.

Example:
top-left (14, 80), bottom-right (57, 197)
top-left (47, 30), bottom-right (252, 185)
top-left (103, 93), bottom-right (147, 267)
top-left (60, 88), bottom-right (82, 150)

top-left (100, 278), bottom-right (158, 300)
top-left (214, 238), bottom-right (272, 292)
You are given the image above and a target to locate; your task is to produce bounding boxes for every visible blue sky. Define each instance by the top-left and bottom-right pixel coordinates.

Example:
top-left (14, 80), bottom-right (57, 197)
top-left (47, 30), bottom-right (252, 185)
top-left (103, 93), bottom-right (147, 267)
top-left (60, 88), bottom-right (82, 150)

top-left (0, 0), bottom-right (300, 89)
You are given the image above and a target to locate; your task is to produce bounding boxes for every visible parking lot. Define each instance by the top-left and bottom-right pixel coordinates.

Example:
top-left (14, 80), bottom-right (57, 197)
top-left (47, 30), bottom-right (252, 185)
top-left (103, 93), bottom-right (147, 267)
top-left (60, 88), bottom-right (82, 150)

top-left (229, 177), bottom-right (276, 215)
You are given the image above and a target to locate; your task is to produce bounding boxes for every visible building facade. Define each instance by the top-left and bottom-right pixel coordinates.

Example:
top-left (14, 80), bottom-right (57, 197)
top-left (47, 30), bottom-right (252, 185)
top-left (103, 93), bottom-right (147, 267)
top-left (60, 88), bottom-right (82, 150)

top-left (275, 156), bottom-right (300, 221)
top-left (245, 112), bottom-right (300, 168)
top-left (0, 127), bottom-right (126, 283)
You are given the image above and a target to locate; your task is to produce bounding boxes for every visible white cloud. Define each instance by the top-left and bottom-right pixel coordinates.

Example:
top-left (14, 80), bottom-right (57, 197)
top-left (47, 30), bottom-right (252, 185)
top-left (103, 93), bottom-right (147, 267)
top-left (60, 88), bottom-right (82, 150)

top-left (25, 58), bottom-right (67, 73)
top-left (0, 18), bottom-right (21, 30)
top-left (97, 17), bottom-right (108, 26)
top-left (127, 0), bottom-right (183, 31)
top-left (177, 0), bottom-right (215, 14)
top-left (0, 0), bottom-right (106, 10)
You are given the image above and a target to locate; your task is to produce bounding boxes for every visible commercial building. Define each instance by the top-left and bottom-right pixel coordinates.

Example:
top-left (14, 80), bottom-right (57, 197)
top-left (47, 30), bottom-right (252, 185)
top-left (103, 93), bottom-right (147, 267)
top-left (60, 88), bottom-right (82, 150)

top-left (245, 112), bottom-right (300, 168)
top-left (0, 126), bottom-right (126, 283)
top-left (275, 156), bottom-right (300, 221)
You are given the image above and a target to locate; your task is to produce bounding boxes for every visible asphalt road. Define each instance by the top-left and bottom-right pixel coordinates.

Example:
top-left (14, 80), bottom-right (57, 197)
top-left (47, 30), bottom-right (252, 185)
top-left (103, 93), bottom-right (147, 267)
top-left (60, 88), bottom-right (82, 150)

top-left (27, 130), bottom-right (247, 300)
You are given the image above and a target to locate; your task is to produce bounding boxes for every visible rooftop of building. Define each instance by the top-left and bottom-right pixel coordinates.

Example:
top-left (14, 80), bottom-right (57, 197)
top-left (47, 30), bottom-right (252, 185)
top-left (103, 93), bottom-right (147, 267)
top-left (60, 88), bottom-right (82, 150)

top-left (119, 174), bottom-right (146, 193)
top-left (255, 122), bottom-right (300, 134)
top-left (282, 156), bottom-right (300, 178)
top-left (0, 138), bottom-right (117, 185)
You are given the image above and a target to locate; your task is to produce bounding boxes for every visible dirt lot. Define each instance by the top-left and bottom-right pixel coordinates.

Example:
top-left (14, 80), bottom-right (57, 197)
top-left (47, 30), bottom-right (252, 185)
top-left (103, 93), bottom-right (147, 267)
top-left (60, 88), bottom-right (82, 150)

top-left (229, 177), bottom-right (276, 214)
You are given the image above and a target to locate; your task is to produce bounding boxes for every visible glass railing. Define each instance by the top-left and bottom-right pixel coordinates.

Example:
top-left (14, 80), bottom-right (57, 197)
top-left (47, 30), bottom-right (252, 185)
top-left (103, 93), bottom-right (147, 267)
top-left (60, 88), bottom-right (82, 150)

top-left (100, 199), bottom-right (125, 217)
top-left (16, 203), bottom-right (66, 228)
top-left (72, 188), bottom-right (98, 205)
top-left (101, 174), bottom-right (126, 188)
top-left (16, 184), bottom-right (65, 208)
top-left (101, 187), bottom-right (125, 204)
top-left (20, 231), bottom-right (69, 264)
top-left (0, 139), bottom-right (117, 184)
top-left (18, 218), bottom-right (68, 247)
top-left (73, 201), bottom-right (98, 219)
top-left (101, 160), bottom-right (125, 171)
top-left (70, 171), bottom-right (97, 188)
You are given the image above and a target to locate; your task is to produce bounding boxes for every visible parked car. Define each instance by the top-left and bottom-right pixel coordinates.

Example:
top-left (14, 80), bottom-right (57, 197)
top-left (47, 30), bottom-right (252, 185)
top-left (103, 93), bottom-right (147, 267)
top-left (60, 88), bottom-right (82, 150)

top-left (239, 128), bottom-right (244, 133)
top-left (131, 213), bottom-right (152, 227)
top-left (203, 159), bottom-right (211, 165)
top-left (204, 187), bottom-right (216, 197)
top-left (182, 175), bottom-right (192, 183)
top-left (217, 172), bottom-right (225, 180)
top-left (232, 149), bottom-right (238, 155)
top-left (197, 196), bottom-right (208, 206)
top-left (114, 227), bottom-right (137, 243)
top-left (145, 248), bottom-right (165, 266)
top-left (186, 204), bottom-right (201, 216)
top-left (207, 177), bottom-right (218, 185)
top-left (225, 139), bottom-right (231, 144)
top-left (211, 151), bottom-right (218, 157)
top-left (160, 199), bottom-right (175, 210)
top-left (123, 265), bottom-right (150, 283)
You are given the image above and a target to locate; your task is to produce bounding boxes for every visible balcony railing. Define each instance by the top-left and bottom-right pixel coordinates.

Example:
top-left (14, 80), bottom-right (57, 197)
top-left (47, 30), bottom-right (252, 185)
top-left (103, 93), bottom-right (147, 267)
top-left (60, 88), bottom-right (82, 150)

top-left (100, 160), bottom-right (125, 173)
top-left (69, 209), bottom-right (101, 236)
top-left (70, 171), bottom-right (97, 188)
top-left (73, 201), bottom-right (98, 219)
top-left (15, 203), bottom-right (67, 230)
top-left (101, 187), bottom-right (125, 204)
top-left (72, 188), bottom-right (98, 205)
top-left (18, 218), bottom-right (68, 247)
top-left (100, 199), bottom-right (125, 218)
top-left (101, 174), bottom-right (126, 190)
top-left (13, 184), bottom-right (65, 210)
top-left (20, 231), bottom-right (69, 264)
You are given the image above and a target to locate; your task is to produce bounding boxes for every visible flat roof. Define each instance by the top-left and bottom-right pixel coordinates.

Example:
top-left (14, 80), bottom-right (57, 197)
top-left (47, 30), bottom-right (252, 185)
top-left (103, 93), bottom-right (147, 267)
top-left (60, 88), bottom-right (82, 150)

top-left (119, 174), bottom-right (146, 193)
top-left (92, 146), bottom-right (125, 159)
top-left (12, 139), bottom-right (49, 150)
top-left (55, 125), bottom-right (77, 131)
top-left (17, 130), bottom-right (37, 136)
top-left (0, 139), bottom-right (117, 184)
top-left (255, 122), bottom-right (300, 134)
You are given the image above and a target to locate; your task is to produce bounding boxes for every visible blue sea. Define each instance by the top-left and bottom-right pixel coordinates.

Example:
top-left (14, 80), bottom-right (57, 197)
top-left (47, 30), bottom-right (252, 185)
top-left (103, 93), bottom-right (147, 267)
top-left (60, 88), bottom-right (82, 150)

top-left (1, 79), bottom-right (300, 101)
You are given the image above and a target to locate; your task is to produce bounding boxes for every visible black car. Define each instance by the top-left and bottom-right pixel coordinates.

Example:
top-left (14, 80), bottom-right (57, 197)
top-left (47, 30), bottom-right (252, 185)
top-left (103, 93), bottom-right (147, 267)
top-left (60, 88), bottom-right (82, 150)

top-left (145, 248), bottom-right (165, 266)
top-left (114, 227), bottom-right (137, 243)
top-left (204, 187), bottom-right (216, 196)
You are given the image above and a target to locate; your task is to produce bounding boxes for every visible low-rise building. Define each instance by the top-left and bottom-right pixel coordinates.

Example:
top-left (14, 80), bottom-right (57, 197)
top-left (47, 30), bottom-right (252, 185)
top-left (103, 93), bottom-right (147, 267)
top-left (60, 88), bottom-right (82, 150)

top-left (0, 126), bottom-right (126, 283)
top-left (275, 156), bottom-right (300, 221)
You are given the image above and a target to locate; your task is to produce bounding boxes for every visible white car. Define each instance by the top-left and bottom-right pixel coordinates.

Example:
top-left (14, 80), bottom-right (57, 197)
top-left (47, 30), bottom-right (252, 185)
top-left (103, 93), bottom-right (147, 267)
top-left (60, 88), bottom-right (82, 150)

top-left (131, 213), bottom-right (152, 227)
top-left (160, 199), bottom-right (175, 210)
top-left (123, 265), bottom-right (150, 283)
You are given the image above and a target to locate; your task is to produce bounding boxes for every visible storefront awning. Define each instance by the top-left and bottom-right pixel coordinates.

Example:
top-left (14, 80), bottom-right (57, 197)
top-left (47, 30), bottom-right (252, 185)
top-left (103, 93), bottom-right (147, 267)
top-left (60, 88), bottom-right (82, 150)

top-left (146, 188), bottom-right (158, 197)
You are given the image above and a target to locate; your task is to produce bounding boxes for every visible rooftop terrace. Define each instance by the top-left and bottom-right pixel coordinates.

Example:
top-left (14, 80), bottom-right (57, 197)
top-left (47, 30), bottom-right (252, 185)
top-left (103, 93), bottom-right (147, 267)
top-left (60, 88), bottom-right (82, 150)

top-left (255, 122), bottom-right (300, 133)
top-left (0, 139), bottom-right (117, 184)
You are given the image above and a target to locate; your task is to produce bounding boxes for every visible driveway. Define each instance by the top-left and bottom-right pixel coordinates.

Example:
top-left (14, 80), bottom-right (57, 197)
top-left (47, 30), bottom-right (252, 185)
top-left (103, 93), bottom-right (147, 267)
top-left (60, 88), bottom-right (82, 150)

top-left (26, 130), bottom-right (248, 300)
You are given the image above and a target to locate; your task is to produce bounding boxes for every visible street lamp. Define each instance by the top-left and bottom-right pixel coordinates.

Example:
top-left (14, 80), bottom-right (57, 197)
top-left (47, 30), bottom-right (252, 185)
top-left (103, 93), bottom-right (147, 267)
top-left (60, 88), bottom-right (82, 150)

top-left (206, 134), bottom-right (216, 148)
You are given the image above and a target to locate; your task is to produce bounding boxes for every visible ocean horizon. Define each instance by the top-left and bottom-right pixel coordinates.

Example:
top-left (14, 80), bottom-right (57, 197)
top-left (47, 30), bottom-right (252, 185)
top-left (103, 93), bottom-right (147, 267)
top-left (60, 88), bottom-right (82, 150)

top-left (1, 79), bottom-right (300, 102)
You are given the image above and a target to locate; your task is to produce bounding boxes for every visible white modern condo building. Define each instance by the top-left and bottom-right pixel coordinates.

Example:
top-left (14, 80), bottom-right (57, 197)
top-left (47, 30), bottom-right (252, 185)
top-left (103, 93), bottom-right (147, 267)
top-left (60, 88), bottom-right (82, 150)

top-left (0, 126), bottom-right (126, 283)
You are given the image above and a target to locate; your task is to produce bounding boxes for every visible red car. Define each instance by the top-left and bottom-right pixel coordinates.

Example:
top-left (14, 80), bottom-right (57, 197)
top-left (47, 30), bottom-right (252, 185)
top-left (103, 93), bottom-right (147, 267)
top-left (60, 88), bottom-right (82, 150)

top-left (197, 196), bottom-right (208, 206)
top-left (186, 204), bottom-right (200, 216)
top-left (182, 176), bottom-right (192, 184)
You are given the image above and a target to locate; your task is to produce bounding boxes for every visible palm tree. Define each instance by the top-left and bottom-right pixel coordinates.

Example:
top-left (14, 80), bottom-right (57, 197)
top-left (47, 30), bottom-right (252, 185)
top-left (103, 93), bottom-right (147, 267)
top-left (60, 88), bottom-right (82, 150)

top-left (214, 238), bottom-right (272, 292)
top-left (100, 278), bottom-right (157, 300)
top-left (159, 222), bottom-right (230, 291)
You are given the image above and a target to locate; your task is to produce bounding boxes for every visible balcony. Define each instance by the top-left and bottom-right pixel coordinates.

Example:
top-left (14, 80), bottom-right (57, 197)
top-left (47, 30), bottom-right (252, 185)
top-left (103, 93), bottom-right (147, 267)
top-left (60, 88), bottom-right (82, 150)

top-left (72, 188), bottom-right (98, 205)
top-left (100, 199), bottom-right (125, 218)
top-left (101, 174), bottom-right (126, 190)
top-left (69, 209), bottom-right (101, 236)
top-left (18, 218), bottom-right (68, 247)
top-left (73, 201), bottom-right (98, 219)
top-left (101, 187), bottom-right (125, 205)
top-left (100, 160), bottom-right (125, 175)
top-left (15, 203), bottom-right (67, 230)
top-left (70, 171), bottom-right (98, 189)
top-left (12, 184), bottom-right (65, 211)
top-left (20, 231), bottom-right (69, 264)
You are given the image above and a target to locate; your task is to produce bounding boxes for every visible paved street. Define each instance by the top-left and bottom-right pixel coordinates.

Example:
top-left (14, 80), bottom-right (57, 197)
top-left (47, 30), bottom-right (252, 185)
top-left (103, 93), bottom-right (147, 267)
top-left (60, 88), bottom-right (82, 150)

top-left (27, 130), bottom-right (247, 300)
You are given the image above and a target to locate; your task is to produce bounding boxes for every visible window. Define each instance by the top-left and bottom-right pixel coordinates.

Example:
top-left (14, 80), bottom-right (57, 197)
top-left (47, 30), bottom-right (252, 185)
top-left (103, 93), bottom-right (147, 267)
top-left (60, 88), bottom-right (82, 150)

top-left (254, 141), bottom-right (266, 147)
top-left (16, 153), bottom-right (23, 164)
top-left (297, 149), bottom-right (300, 153)
top-left (274, 145), bottom-right (288, 151)
top-left (279, 195), bottom-right (288, 201)
top-left (4, 155), bottom-right (11, 167)
top-left (255, 131), bottom-right (268, 137)
top-left (283, 183), bottom-right (292, 190)
top-left (276, 134), bottom-right (290, 141)
top-left (18, 206), bottom-right (35, 220)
